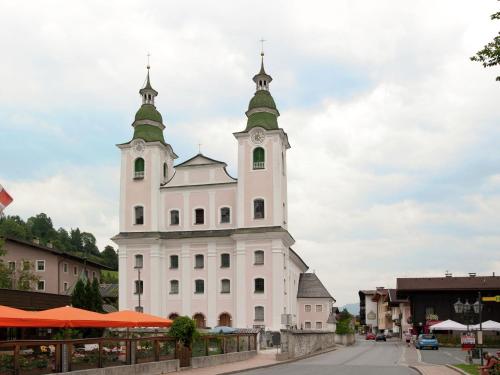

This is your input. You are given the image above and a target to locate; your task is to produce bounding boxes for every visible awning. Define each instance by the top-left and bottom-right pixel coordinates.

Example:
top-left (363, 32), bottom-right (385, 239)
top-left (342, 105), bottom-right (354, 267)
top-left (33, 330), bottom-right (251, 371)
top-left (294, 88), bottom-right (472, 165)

top-left (471, 320), bottom-right (500, 331)
top-left (429, 319), bottom-right (467, 331)
top-left (105, 310), bottom-right (172, 327)
top-left (0, 305), bottom-right (61, 328)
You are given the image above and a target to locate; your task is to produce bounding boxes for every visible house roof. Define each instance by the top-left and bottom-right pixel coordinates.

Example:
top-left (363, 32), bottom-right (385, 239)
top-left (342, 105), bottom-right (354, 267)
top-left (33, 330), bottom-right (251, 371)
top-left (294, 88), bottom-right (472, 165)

top-left (388, 288), bottom-right (408, 305)
top-left (175, 153), bottom-right (227, 168)
top-left (397, 276), bottom-right (500, 291)
top-left (3, 237), bottom-right (112, 270)
top-left (99, 283), bottom-right (119, 298)
top-left (297, 273), bottom-right (334, 299)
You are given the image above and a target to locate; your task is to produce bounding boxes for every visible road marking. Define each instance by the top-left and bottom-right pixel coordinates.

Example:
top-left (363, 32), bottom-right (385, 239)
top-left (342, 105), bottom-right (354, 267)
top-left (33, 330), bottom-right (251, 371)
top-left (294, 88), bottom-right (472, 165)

top-left (417, 348), bottom-right (422, 363)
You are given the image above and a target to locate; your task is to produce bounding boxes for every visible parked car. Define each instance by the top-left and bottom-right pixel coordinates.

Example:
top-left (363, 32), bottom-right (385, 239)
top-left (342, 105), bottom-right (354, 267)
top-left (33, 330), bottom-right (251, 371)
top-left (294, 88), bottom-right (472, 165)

top-left (415, 334), bottom-right (439, 350)
top-left (375, 333), bottom-right (386, 342)
top-left (365, 332), bottom-right (376, 340)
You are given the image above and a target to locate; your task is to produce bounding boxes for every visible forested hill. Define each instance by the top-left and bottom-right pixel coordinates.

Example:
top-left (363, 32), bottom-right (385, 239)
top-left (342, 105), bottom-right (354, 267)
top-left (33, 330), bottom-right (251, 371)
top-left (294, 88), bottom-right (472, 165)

top-left (0, 213), bottom-right (118, 271)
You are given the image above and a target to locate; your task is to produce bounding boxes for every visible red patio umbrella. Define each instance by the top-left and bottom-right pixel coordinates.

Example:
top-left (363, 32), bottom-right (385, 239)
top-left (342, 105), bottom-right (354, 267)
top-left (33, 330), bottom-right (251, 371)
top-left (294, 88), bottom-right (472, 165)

top-left (105, 310), bottom-right (173, 327)
top-left (0, 305), bottom-right (61, 327)
top-left (34, 306), bottom-right (113, 328)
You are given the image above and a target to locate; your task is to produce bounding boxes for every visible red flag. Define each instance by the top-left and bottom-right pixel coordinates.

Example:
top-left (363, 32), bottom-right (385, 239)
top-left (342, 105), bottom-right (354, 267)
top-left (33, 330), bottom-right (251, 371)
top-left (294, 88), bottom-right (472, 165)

top-left (0, 184), bottom-right (13, 212)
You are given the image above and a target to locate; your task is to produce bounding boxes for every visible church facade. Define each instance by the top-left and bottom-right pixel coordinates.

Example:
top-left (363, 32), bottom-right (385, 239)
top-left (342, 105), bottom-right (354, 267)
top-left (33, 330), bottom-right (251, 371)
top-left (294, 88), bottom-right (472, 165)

top-left (112, 55), bottom-right (335, 331)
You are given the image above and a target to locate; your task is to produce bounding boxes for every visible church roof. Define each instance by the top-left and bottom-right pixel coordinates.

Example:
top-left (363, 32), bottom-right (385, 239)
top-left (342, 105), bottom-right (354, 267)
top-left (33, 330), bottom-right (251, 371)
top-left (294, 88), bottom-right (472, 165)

top-left (175, 153), bottom-right (227, 168)
top-left (297, 273), bottom-right (334, 299)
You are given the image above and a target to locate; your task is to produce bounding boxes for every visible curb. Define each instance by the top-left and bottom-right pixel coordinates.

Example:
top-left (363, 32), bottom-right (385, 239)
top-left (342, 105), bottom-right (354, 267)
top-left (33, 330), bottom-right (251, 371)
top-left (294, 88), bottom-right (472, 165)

top-left (445, 364), bottom-right (469, 374)
top-left (408, 365), bottom-right (423, 374)
top-left (216, 347), bottom-right (338, 375)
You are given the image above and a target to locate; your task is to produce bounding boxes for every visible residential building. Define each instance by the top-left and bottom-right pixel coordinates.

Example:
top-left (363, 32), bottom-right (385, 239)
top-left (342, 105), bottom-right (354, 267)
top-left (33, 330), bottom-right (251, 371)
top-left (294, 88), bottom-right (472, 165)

top-left (112, 55), bottom-right (335, 330)
top-left (358, 289), bottom-right (378, 332)
top-left (297, 273), bottom-right (336, 331)
top-left (1, 237), bottom-right (108, 295)
top-left (373, 288), bottom-right (393, 333)
top-left (387, 289), bottom-right (410, 337)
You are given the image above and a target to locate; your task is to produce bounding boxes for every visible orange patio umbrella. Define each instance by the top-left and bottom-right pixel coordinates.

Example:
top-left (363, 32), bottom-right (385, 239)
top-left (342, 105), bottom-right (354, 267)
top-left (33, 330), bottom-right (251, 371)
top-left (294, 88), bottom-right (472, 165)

top-left (35, 306), bottom-right (113, 328)
top-left (105, 310), bottom-right (173, 327)
top-left (0, 305), bottom-right (61, 327)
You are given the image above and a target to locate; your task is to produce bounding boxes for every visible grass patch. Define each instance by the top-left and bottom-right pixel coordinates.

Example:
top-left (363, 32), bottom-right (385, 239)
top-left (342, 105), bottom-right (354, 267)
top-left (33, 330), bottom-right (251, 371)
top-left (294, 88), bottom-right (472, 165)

top-left (454, 364), bottom-right (479, 375)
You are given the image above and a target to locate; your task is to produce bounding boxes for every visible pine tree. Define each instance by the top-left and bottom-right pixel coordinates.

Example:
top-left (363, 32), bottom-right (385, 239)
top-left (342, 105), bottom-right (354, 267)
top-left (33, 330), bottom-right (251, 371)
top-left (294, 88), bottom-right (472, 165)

top-left (84, 280), bottom-right (94, 311)
top-left (91, 278), bottom-right (103, 312)
top-left (71, 279), bottom-right (86, 309)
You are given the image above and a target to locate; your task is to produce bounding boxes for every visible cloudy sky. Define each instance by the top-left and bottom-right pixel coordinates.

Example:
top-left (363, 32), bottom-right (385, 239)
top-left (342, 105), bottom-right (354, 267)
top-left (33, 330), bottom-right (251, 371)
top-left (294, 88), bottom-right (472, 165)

top-left (1, 0), bottom-right (499, 306)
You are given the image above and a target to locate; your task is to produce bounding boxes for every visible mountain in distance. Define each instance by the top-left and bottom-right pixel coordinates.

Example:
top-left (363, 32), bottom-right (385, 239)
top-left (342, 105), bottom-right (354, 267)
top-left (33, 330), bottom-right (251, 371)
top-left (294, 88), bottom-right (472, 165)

top-left (340, 303), bottom-right (359, 316)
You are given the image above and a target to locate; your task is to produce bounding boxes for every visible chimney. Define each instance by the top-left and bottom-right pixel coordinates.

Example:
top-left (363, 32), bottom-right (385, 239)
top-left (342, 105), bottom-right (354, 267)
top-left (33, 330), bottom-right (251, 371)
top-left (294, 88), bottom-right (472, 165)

top-left (445, 271), bottom-right (452, 277)
top-left (33, 238), bottom-right (40, 245)
top-left (469, 272), bottom-right (476, 277)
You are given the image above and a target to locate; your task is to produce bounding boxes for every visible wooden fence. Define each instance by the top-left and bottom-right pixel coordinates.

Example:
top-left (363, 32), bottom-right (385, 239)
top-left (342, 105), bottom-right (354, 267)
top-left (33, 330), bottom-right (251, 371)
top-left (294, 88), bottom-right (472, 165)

top-left (0, 333), bottom-right (257, 375)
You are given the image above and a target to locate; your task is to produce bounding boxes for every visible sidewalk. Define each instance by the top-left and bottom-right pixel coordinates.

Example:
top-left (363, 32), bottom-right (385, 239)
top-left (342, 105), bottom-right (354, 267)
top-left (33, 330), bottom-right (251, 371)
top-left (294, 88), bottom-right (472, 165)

top-left (401, 342), bottom-right (460, 375)
top-left (173, 349), bottom-right (279, 375)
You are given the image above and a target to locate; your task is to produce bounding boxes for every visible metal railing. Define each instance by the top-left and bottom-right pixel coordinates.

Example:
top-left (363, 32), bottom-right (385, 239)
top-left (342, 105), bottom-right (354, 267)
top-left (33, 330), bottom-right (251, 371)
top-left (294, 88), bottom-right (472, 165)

top-left (253, 162), bottom-right (265, 170)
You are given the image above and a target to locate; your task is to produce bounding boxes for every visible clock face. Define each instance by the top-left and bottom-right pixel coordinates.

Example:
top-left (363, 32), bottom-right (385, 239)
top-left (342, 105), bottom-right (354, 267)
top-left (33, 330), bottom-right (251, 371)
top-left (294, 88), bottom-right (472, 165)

top-left (251, 129), bottom-right (265, 144)
top-left (132, 139), bottom-right (146, 155)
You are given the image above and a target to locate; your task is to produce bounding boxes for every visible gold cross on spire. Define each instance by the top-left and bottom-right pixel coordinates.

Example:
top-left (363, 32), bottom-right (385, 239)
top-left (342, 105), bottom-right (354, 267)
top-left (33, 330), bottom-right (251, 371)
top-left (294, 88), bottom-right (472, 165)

top-left (260, 38), bottom-right (266, 56)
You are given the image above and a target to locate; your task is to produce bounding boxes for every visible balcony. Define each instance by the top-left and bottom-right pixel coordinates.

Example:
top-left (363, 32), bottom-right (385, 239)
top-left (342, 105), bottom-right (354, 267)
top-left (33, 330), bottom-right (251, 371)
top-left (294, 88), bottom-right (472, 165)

top-left (253, 162), bottom-right (265, 170)
top-left (134, 171), bottom-right (144, 179)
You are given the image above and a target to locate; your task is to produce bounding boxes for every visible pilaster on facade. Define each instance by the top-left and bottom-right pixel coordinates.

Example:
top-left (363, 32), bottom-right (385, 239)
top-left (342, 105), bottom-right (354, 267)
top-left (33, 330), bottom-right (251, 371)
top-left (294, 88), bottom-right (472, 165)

top-left (181, 243), bottom-right (191, 316)
top-left (235, 240), bottom-right (247, 327)
top-left (207, 242), bottom-right (217, 327)
top-left (149, 244), bottom-right (162, 315)
top-left (272, 239), bottom-right (285, 330)
top-left (118, 246), bottom-right (128, 311)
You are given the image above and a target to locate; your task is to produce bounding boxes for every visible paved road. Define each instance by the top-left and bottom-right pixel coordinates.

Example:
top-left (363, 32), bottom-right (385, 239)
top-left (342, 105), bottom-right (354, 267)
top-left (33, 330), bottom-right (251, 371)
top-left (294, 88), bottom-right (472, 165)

top-left (420, 346), bottom-right (499, 365)
top-left (239, 340), bottom-right (418, 375)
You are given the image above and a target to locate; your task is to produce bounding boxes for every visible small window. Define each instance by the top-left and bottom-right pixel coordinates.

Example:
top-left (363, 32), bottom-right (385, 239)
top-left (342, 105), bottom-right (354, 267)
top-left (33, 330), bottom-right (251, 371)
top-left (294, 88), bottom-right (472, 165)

top-left (305, 305), bottom-right (311, 312)
top-left (254, 199), bottom-right (265, 219)
top-left (36, 260), bottom-right (45, 271)
top-left (135, 254), bottom-right (143, 269)
top-left (92, 271), bottom-right (96, 280)
top-left (221, 279), bottom-right (230, 294)
top-left (134, 158), bottom-right (145, 179)
top-left (316, 304), bottom-right (323, 313)
top-left (195, 254), bottom-right (204, 269)
top-left (170, 280), bottom-right (179, 294)
top-left (135, 206), bottom-right (144, 225)
top-left (63, 263), bottom-right (68, 273)
top-left (254, 278), bottom-right (264, 293)
top-left (63, 282), bottom-right (68, 291)
top-left (254, 250), bottom-right (264, 265)
top-left (253, 147), bottom-right (265, 169)
top-left (163, 162), bottom-right (168, 179)
top-left (170, 255), bottom-right (179, 269)
top-left (37, 280), bottom-right (45, 291)
top-left (8, 261), bottom-right (15, 271)
top-left (170, 210), bottom-right (180, 225)
top-left (305, 322), bottom-right (312, 329)
top-left (73, 266), bottom-right (78, 276)
top-left (23, 261), bottom-right (31, 271)
top-left (255, 306), bottom-right (264, 321)
top-left (221, 253), bottom-right (230, 268)
top-left (134, 280), bottom-right (144, 295)
top-left (220, 207), bottom-right (230, 223)
top-left (195, 279), bottom-right (204, 294)
top-left (194, 208), bottom-right (204, 224)
top-left (316, 322), bottom-right (322, 330)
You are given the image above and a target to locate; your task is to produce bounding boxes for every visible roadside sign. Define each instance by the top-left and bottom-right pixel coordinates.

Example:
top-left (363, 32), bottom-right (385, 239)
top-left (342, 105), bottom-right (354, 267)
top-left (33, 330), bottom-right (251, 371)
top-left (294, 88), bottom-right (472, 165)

top-left (461, 333), bottom-right (476, 351)
top-left (482, 295), bottom-right (500, 302)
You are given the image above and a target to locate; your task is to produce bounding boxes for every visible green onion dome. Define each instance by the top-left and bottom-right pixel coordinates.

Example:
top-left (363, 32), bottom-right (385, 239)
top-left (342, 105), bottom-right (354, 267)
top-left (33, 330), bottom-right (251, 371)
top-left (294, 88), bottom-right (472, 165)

top-left (134, 104), bottom-right (163, 123)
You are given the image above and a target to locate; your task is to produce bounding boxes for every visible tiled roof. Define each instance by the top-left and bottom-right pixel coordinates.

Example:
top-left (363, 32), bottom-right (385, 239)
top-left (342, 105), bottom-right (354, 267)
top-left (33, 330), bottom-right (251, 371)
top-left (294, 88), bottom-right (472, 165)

top-left (388, 288), bottom-right (408, 305)
top-left (397, 276), bottom-right (500, 291)
top-left (297, 273), bottom-right (334, 299)
top-left (103, 304), bottom-right (118, 313)
top-left (100, 283), bottom-right (118, 298)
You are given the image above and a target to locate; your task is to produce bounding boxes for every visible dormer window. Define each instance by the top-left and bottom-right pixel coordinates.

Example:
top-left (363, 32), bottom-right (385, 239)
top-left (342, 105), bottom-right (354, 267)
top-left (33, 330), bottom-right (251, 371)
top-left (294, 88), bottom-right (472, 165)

top-left (134, 158), bottom-right (145, 179)
top-left (253, 148), bottom-right (265, 170)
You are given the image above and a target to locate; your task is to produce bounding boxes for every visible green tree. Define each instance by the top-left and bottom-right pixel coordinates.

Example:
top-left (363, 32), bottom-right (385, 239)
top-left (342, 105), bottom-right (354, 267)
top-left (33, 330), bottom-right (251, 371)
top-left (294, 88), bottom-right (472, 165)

top-left (0, 216), bottom-right (29, 240)
top-left (84, 278), bottom-right (94, 310)
top-left (71, 279), bottom-right (87, 309)
top-left (101, 245), bottom-right (118, 270)
top-left (169, 316), bottom-right (199, 348)
top-left (70, 228), bottom-right (83, 252)
top-left (17, 260), bottom-right (40, 291)
top-left (0, 239), bottom-right (14, 288)
top-left (471, 3), bottom-right (500, 81)
top-left (81, 232), bottom-right (100, 257)
top-left (53, 228), bottom-right (74, 253)
top-left (91, 278), bottom-right (103, 312)
top-left (27, 213), bottom-right (56, 244)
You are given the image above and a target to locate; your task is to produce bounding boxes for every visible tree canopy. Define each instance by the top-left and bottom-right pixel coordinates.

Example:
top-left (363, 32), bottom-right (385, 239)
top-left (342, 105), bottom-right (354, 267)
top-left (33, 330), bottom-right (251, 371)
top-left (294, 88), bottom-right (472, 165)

top-left (471, 3), bottom-right (500, 81)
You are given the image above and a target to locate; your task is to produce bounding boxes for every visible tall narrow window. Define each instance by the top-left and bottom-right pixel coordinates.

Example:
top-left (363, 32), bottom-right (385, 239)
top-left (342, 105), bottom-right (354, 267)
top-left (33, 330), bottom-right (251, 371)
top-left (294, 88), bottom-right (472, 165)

top-left (170, 280), bottom-right (179, 294)
top-left (170, 210), bottom-right (179, 225)
top-left (134, 280), bottom-right (143, 294)
top-left (194, 208), bottom-right (204, 225)
top-left (170, 255), bottom-right (179, 269)
top-left (37, 280), bottom-right (45, 291)
top-left (253, 147), bottom-right (265, 169)
top-left (255, 306), bottom-right (264, 321)
top-left (221, 279), bottom-right (230, 294)
top-left (220, 207), bottom-right (230, 223)
top-left (254, 278), bottom-right (264, 293)
top-left (254, 199), bottom-right (265, 219)
top-left (195, 279), bottom-right (204, 294)
top-left (135, 206), bottom-right (144, 225)
top-left (254, 250), bottom-right (264, 265)
top-left (163, 162), bottom-right (168, 180)
top-left (134, 158), bottom-right (145, 179)
top-left (220, 253), bottom-right (230, 268)
top-left (135, 254), bottom-right (143, 269)
top-left (195, 254), bottom-right (204, 269)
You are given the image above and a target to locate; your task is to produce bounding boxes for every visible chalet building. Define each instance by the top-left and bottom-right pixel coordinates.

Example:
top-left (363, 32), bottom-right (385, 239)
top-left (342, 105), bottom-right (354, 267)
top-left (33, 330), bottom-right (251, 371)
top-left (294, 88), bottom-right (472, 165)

top-left (359, 289), bottom-right (378, 332)
top-left (1, 237), bottom-right (109, 295)
top-left (396, 274), bottom-right (500, 334)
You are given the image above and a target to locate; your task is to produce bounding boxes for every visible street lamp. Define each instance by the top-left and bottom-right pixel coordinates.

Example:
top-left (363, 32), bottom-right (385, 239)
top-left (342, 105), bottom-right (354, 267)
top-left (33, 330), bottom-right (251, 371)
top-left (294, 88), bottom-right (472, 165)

top-left (453, 293), bottom-right (483, 365)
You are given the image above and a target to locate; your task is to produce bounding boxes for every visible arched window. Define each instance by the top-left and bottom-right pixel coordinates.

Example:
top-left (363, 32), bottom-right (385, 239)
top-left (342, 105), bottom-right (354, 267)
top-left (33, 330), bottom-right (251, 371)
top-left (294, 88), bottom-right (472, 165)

top-left (220, 207), bottom-right (230, 224)
top-left (134, 158), bottom-right (145, 179)
top-left (255, 306), bottom-right (264, 321)
top-left (170, 210), bottom-right (179, 225)
top-left (253, 148), bottom-right (265, 169)
top-left (220, 253), bottom-right (230, 268)
top-left (254, 278), bottom-right (264, 293)
top-left (221, 279), bottom-right (230, 294)
top-left (193, 313), bottom-right (206, 328)
top-left (134, 206), bottom-right (144, 225)
top-left (194, 279), bottom-right (204, 294)
top-left (195, 254), bottom-right (204, 269)
top-left (254, 250), bottom-right (264, 265)
top-left (163, 162), bottom-right (168, 180)
top-left (254, 199), bottom-right (265, 219)
top-left (134, 254), bottom-right (143, 269)
top-left (194, 208), bottom-right (204, 225)
top-left (218, 313), bottom-right (232, 327)
top-left (170, 280), bottom-right (179, 294)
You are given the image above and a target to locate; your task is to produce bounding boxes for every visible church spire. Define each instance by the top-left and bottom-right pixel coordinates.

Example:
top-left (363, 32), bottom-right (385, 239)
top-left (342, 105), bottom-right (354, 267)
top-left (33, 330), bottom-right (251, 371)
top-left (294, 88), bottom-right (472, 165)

top-left (139, 65), bottom-right (158, 105)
